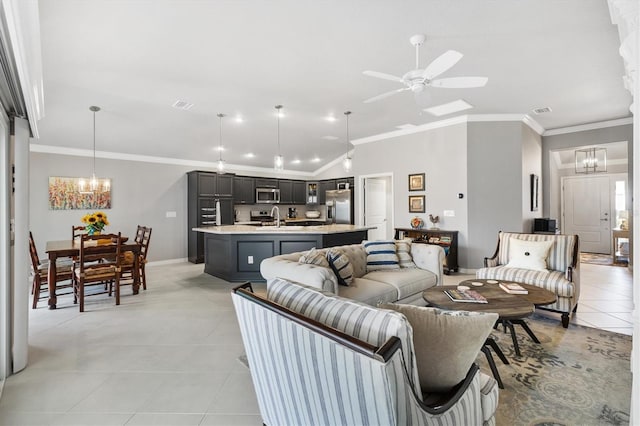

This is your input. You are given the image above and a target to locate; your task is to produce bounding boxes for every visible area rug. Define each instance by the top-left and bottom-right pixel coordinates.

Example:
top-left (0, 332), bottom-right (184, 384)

top-left (480, 314), bottom-right (632, 426)
top-left (580, 252), bottom-right (627, 267)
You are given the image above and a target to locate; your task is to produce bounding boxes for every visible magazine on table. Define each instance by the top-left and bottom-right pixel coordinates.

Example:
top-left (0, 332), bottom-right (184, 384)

top-left (499, 282), bottom-right (529, 294)
top-left (444, 289), bottom-right (488, 303)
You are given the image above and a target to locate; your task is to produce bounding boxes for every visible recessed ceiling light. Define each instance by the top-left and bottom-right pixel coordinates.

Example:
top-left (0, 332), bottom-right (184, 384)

top-left (311, 157), bottom-right (321, 163)
top-left (171, 100), bottom-right (194, 111)
top-left (396, 123), bottom-right (416, 130)
top-left (215, 146), bottom-right (225, 152)
top-left (424, 99), bottom-right (473, 117)
top-left (291, 159), bottom-right (301, 164)
top-left (321, 135), bottom-right (339, 140)
top-left (325, 115), bottom-right (337, 122)
top-left (235, 115), bottom-right (244, 123)
top-left (244, 153), bottom-right (255, 158)
top-left (532, 107), bottom-right (552, 114)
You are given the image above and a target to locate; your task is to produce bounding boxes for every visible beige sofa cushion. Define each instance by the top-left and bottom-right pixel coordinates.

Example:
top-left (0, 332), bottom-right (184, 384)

top-left (382, 303), bottom-right (498, 393)
top-left (337, 278), bottom-right (398, 306)
top-left (364, 268), bottom-right (437, 300)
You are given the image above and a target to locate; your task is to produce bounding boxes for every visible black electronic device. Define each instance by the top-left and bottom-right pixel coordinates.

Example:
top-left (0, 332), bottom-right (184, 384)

top-left (533, 218), bottom-right (556, 233)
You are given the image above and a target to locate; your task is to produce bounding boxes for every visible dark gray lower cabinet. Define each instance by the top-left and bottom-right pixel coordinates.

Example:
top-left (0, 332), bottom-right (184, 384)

top-left (201, 230), bottom-right (368, 281)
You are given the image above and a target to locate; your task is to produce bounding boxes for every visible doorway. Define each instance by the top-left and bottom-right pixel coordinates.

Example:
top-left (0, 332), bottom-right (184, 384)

top-left (360, 174), bottom-right (393, 240)
top-left (561, 173), bottom-right (627, 254)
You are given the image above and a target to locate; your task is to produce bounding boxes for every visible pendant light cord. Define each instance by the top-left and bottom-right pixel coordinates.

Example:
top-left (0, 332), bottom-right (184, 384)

top-left (92, 109), bottom-right (96, 175)
top-left (217, 113), bottom-right (225, 161)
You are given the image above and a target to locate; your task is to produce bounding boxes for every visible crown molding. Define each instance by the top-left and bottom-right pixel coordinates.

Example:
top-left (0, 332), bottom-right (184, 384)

top-left (312, 149), bottom-right (354, 175)
top-left (29, 144), bottom-right (314, 178)
top-left (543, 117), bottom-right (633, 136)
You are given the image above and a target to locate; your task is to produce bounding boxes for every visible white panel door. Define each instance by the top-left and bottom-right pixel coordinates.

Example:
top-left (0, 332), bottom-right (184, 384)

top-left (563, 176), bottom-right (611, 253)
top-left (364, 178), bottom-right (387, 240)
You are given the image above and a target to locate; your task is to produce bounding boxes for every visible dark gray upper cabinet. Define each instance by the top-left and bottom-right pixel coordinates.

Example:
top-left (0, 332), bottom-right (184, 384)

top-left (292, 181), bottom-right (306, 204)
top-left (233, 176), bottom-right (255, 204)
top-left (255, 178), bottom-right (278, 188)
top-left (195, 171), bottom-right (234, 197)
top-left (318, 180), bottom-right (336, 205)
top-left (278, 179), bottom-right (293, 204)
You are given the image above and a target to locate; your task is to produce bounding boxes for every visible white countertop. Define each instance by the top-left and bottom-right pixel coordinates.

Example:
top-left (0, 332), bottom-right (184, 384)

top-left (193, 224), bottom-right (374, 234)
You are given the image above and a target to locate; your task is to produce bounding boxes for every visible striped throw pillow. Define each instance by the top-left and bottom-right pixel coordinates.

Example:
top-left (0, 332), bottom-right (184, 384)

top-left (326, 248), bottom-right (354, 286)
top-left (363, 240), bottom-right (400, 272)
top-left (395, 239), bottom-right (416, 268)
top-left (298, 247), bottom-right (329, 267)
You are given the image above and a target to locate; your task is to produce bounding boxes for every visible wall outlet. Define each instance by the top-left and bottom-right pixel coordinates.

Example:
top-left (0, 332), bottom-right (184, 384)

top-left (444, 210), bottom-right (455, 217)
top-left (166, 211), bottom-right (177, 218)
top-left (248, 256), bottom-right (254, 264)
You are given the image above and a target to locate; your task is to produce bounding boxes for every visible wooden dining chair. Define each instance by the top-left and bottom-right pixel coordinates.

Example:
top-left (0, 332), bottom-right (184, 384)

top-left (72, 233), bottom-right (123, 312)
top-left (29, 231), bottom-right (73, 309)
top-left (72, 225), bottom-right (86, 240)
top-left (135, 225), bottom-right (152, 290)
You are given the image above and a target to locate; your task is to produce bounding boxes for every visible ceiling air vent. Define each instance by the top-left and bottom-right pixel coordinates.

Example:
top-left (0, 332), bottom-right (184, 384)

top-left (532, 107), bottom-right (552, 114)
top-left (172, 100), bottom-right (194, 111)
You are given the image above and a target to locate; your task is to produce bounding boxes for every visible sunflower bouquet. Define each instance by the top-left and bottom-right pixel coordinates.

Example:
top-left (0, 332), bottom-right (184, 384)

top-left (81, 211), bottom-right (109, 235)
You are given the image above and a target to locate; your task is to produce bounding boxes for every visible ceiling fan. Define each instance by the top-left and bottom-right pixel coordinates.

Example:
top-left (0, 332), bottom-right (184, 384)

top-left (363, 34), bottom-right (488, 104)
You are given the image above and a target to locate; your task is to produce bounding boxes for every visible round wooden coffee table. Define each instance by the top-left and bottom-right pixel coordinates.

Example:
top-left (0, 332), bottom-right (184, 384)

top-left (423, 279), bottom-right (556, 356)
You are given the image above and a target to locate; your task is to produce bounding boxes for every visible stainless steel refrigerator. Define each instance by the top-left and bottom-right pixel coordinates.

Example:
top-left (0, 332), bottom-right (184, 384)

top-left (326, 189), bottom-right (353, 224)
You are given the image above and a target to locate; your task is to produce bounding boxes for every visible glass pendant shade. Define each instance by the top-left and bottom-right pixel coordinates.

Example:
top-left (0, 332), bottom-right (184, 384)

top-left (274, 154), bottom-right (284, 171)
top-left (274, 105), bottom-right (283, 171)
top-left (79, 106), bottom-right (108, 194)
top-left (216, 113), bottom-right (226, 174)
top-left (343, 110), bottom-right (353, 173)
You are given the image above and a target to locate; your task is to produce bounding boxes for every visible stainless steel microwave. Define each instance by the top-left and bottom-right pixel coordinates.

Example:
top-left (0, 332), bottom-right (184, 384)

top-left (256, 188), bottom-right (280, 204)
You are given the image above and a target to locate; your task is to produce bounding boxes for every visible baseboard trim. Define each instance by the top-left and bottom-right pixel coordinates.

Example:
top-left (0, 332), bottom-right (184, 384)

top-left (147, 258), bottom-right (188, 267)
top-left (458, 268), bottom-right (477, 274)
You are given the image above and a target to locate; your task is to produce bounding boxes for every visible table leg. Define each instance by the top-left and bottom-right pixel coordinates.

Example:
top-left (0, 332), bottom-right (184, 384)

top-left (481, 344), bottom-right (504, 389)
top-left (485, 337), bottom-right (509, 365)
top-left (504, 321), bottom-right (521, 357)
top-left (47, 254), bottom-right (58, 310)
top-left (510, 319), bottom-right (541, 344)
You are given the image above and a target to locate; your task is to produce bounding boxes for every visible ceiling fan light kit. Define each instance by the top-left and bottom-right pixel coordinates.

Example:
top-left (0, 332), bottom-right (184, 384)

top-left (363, 34), bottom-right (488, 104)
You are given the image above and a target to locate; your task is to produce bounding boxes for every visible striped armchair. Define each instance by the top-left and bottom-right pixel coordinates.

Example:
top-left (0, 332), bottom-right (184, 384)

top-left (476, 231), bottom-right (580, 328)
top-left (232, 279), bottom-right (499, 426)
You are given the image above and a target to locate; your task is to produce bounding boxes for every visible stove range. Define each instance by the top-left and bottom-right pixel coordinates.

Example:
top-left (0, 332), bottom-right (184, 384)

top-left (250, 210), bottom-right (274, 222)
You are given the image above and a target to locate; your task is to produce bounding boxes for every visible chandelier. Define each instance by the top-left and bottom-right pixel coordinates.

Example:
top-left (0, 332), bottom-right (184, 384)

top-left (575, 147), bottom-right (607, 174)
top-left (78, 106), bottom-right (110, 194)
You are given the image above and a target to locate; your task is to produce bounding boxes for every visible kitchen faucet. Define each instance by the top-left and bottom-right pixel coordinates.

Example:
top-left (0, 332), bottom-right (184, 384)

top-left (270, 205), bottom-right (280, 228)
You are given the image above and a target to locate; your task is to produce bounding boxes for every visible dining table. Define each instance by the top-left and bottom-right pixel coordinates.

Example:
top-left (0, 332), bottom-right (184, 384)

top-left (45, 239), bottom-right (141, 309)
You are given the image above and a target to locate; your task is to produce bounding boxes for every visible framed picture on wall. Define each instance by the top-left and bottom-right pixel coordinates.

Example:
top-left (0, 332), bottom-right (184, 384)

top-left (408, 173), bottom-right (425, 191)
top-left (48, 176), bottom-right (112, 210)
top-left (409, 195), bottom-right (425, 213)
top-left (530, 174), bottom-right (539, 211)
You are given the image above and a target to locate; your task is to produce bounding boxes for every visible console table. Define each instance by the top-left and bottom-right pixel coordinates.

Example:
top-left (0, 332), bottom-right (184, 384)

top-left (395, 228), bottom-right (459, 274)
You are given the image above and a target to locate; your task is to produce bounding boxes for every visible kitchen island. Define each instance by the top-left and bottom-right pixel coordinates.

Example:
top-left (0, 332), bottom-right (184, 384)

top-left (192, 224), bottom-right (373, 282)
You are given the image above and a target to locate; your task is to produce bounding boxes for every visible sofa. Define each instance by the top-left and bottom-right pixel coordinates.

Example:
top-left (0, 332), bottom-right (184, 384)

top-left (232, 278), bottom-right (499, 425)
top-left (260, 241), bottom-right (445, 306)
top-left (476, 231), bottom-right (580, 328)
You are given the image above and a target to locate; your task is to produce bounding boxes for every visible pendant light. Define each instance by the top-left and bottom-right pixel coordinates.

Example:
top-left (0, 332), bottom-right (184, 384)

top-left (274, 105), bottom-right (284, 171)
top-left (342, 110), bottom-right (353, 172)
top-left (78, 106), bottom-right (104, 194)
top-left (216, 113), bottom-right (226, 174)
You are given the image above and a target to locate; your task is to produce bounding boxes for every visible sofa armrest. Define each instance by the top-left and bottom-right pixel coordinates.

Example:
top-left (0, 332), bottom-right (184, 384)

top-left (410, 243), bottom-right (445, 285)
top-left (260, 256), bottom-right (339, 294)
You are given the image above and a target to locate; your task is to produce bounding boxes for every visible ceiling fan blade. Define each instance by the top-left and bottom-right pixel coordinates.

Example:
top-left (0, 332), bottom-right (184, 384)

top-left (362, 70), bottom-right (405, 84)
top-left (363, 87), bottom-right (410, 103)
top-left (431, 76), bottom-right (488, 88)
top-left (421, 50), bottom-right (463, 80)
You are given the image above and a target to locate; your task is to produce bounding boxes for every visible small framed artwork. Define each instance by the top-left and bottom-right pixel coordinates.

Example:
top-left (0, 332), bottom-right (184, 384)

top-left (409, 195), bottom-right (425, 213)
top-left (530, 174), bottom-right (539, 211)
top-left (408, 173), bottom-right (425, 191)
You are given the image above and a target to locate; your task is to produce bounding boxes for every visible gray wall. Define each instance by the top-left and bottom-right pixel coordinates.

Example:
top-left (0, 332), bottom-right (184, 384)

top-left (349, 124), bottom-right (470, 264)
top-left (542, 124), bottom-right (633, 219)
top-left (30, 152), bottom-right (191, 261)
top-left (521, 124), bottom-right (543, 231)
top-left (466, 122), bottom-right (531, 268)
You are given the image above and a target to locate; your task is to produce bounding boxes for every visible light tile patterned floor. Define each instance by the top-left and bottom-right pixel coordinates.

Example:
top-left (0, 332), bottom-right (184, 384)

top-left (0, 261), bottom-right (632, 425)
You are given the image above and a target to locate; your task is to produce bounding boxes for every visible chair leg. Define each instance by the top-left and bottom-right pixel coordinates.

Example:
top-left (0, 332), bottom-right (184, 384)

top-left (561, 312), bottom-right (570, 328)
top-left (32, 277), bottom-right (40, 309)
top-left (115, 276), bottom-right (120, 306)
top-left (79, 279), bottom-right (85, 312)
top-left (141, 265), bottom-right (147, 290)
